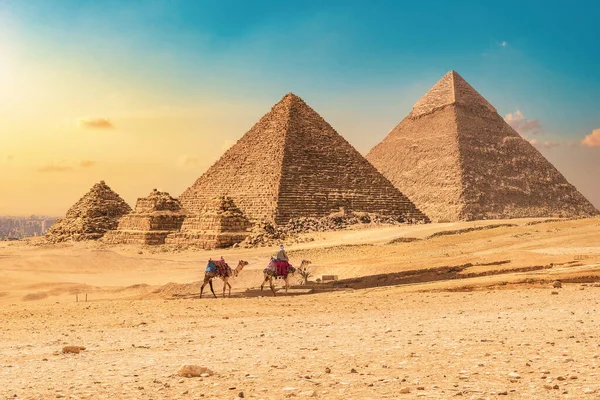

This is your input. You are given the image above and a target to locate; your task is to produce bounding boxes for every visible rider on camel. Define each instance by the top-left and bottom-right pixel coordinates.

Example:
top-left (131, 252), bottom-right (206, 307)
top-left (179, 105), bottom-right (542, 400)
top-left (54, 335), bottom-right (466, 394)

top-left (276, 245), bottom-right (288, 262)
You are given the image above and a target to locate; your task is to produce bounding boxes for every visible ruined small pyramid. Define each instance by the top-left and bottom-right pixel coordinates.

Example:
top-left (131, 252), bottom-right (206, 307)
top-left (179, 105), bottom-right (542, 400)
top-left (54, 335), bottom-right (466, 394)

top-left (45, 181), bottom-right (132, 242)
top-left (166, 196), bottom-right (251, 249)
top-left (103, 189), bottom-right (186, 245)
top-left (179, 93), bottom-right (428, 225)
top-left (366, 71), bottom-right (599, 222)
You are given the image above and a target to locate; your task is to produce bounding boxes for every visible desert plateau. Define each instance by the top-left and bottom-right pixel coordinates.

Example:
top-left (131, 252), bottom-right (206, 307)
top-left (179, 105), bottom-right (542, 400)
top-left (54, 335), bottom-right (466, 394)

top-left (2, 217), bottom-right (600, 399)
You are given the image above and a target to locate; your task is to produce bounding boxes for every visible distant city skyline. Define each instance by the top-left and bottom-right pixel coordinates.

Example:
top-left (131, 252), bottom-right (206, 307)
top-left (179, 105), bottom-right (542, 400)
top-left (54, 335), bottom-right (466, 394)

top-left (1, 0), bottom-right (599, 215)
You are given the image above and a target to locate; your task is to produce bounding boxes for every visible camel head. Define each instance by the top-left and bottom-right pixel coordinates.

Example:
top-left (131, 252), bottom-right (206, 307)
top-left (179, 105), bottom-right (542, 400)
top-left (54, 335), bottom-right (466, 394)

top-left (234, 260), bottom-right (249, 277)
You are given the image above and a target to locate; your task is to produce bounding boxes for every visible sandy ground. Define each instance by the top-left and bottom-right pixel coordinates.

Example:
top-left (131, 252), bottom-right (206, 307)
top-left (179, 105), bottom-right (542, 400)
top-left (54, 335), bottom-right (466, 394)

top-left (1, 217), bottom-right (600, 399)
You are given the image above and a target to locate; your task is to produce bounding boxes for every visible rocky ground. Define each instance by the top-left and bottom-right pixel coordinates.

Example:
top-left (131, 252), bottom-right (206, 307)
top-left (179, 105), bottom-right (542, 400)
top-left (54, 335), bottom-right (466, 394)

top-left (1, 217), bottom-right (600, 399)
top-left (2, 286), bottom-right (600, 399)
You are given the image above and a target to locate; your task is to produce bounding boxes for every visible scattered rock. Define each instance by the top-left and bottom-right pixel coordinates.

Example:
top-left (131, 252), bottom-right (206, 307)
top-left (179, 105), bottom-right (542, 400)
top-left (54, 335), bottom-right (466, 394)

top-left (325, 367), bottom-right (331, 374)
top-left (552, 280), bottom-right (562, 288)
top-left (177, 365), bottom-right (214, 378)
top-left (62, 346), bottom-right (85, 354)
top-left (399, 387), bottom-right (411, 394)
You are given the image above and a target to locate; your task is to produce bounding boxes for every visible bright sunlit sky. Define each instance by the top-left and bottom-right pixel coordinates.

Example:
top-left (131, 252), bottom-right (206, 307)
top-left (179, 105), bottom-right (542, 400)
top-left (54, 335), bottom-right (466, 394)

top-left (1, 0), bottom-right (599, 216)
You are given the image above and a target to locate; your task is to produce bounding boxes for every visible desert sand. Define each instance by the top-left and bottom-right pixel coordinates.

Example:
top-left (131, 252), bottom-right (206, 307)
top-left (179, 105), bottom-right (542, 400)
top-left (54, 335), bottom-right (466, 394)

top-left (1, 217), bottom-right (600, 399)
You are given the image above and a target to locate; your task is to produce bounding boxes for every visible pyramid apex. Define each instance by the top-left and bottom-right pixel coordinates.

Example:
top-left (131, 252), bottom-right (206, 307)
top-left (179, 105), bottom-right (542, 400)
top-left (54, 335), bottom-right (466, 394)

top-left (411, 71), bottom-right (495, 117)
top-left (279, 92), bottom-right (304, 104)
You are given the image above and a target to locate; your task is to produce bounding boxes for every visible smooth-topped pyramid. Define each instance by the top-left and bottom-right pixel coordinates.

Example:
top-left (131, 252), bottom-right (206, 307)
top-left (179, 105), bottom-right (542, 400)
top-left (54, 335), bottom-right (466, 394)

top-left (367, 71), bottom-right (599, 222)
top-left (45, 181), bottom-right (132, 243)
top-left (103, 189), bottom-right (186, 245)
top-left (179, 93), bottom-right (428, 225)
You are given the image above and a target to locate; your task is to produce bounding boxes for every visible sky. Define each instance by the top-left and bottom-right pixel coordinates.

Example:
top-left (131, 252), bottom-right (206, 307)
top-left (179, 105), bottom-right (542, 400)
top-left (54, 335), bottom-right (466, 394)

top-left (1, 0), bottom-right (599, 216)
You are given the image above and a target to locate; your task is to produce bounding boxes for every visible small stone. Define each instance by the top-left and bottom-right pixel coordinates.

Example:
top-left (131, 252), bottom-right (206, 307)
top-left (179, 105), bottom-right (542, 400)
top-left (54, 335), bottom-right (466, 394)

top-left (551, 291), bottom-right (559, 295)
top-left (325, 367), bottom-right (331, 374)
top-left (497, 391), bottom-right (508, 395)
top-left (350, 368), bottom-right (358, 373)
top-left (552, 280), bottom-right (562, 288)
top-left (177, 365), bottom-right (214, 378)
top-left (583, 388), bottom-right (596, 394)
top-left (417, 386), bottom-right (425, 390)
top-left (508, 372), bottom-right (521, 379)
top-left (298, 390), bottom-right (316, 397)
top-left (399, 387), bottom-right (411, 394)
top-left (238, 392), bottom-right (245, 398)
top-left (62, 346), bottom-right (85, 354)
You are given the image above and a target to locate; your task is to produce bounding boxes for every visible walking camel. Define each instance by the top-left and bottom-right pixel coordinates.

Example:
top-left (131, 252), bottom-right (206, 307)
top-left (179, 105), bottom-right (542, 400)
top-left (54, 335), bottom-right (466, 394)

top-left (261, 260), bottom-right (311, 296)
top-left (200, 260), bottom-right (249, 298)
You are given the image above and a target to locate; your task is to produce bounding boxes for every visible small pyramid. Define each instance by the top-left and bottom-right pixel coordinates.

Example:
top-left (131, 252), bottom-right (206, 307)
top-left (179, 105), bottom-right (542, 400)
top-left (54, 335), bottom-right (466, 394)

top-left (367, 71), bottom-right (599, 222)
top-left (103, 189), bottom-right (186, 245)
top-left (166, 196), bottom-right (251, 249)
top-left (179, 93), bottom-right (428, 225)
top-left (45, 181), bottom-right (132, 242)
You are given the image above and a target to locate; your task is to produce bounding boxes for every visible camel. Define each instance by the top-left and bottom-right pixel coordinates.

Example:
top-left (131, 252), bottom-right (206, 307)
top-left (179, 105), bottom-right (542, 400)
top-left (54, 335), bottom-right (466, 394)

top-left (200, 260), bottom-right (249, 298)
top-left (261, 259), bottom-right (311, 296)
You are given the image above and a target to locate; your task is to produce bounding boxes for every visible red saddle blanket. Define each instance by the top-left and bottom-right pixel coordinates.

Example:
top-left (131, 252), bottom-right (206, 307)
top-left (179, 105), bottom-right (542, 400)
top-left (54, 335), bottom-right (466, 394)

top-left (275, 260), bottom-right (291, 277)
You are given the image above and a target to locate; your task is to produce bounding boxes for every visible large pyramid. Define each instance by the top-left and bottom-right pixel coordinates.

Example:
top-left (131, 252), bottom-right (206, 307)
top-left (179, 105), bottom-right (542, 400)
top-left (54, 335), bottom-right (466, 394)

top-left (367, 71), bottom-right (599, 222)
top-left (179, 93), bottom-right (428, 225)
top-left (46, 181), bottom-right (132, 242)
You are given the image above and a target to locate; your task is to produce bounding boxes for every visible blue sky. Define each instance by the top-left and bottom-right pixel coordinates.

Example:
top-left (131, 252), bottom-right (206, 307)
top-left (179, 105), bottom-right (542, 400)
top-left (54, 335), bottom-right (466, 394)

top-left (1, 0), bottom-right (599, 214)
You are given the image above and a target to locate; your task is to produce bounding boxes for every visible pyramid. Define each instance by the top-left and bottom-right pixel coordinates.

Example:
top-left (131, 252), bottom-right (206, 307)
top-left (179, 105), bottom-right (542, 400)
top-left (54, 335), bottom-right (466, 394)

top-left (165, 196), bottom-right (251, 248)
top-left (45, 181), bottom-right (132, 243)
top-left (179, 93), bottom-right (428, 225)
top-left (103, 189), bottom-right (186, 245)
top-left (366, 71), bottom-right (599, 222)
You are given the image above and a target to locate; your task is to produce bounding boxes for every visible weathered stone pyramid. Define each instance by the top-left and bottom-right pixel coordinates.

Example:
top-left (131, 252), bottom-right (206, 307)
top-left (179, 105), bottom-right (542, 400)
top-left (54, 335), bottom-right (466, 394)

top-left (45, 181), bottom-right (132, 242)
top-left (103, 189), bottom-right (186, 245)
top-left (367, 71), bottom-right (599, 222)
top-left (166, 196), bottom-right (251, 248)
top-left (179, 93), bottom-right (428, 225)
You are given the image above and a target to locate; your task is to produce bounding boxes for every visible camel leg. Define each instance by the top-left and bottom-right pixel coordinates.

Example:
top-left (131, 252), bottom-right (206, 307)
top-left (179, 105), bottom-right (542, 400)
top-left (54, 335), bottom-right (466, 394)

top-left (227, 280), bottom-right (232, 297)
top-left (270, 277), bottom-right (276, 297)
top-left (285, 276), bottom-right (289, 295)
top-left (222, 278), bottom-right (227, 298)
top-left (208, 280), bottom-right (216, 298)
top-left (200, 278), bottom-right (208, 298)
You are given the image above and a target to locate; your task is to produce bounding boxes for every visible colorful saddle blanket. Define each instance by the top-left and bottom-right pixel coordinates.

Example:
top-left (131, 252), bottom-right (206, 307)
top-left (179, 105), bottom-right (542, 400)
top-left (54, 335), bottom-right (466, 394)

top-left (206, 260), bottom-right (232, 277)
top-left (265, 260), bottom-right (295, 277)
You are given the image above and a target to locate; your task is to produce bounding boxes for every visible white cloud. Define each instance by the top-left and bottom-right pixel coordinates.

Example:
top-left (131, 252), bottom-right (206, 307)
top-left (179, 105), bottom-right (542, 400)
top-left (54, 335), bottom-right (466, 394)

top-left (505, 110), bottom-right (541, 135)
top-left (530, 139), bottom-right (560, 149)
top-left (581, 128), bottom-right (600, 147)
top-left (78, 117), bottom-right (115, 129)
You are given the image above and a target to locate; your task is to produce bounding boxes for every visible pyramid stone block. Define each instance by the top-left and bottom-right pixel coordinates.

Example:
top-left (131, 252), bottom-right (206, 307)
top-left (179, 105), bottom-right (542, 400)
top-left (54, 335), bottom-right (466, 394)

top-left (367, 71), bottom-right (599, 222)
top-left (179, 93), bottom-right (428, 225)
top-left (45, 181), bottom-right (132, 243)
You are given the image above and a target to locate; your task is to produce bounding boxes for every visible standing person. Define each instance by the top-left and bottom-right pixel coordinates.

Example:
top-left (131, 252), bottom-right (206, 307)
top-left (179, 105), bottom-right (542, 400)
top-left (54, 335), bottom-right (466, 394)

top-left (276, 245), bottom-right (288, 262)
